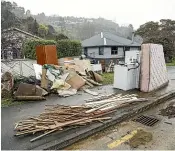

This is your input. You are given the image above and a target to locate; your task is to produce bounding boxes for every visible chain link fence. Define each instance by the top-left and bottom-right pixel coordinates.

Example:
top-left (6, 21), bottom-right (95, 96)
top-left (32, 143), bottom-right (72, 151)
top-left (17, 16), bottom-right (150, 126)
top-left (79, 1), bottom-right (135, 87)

top-left (1, 59), bottom-right (36, 77)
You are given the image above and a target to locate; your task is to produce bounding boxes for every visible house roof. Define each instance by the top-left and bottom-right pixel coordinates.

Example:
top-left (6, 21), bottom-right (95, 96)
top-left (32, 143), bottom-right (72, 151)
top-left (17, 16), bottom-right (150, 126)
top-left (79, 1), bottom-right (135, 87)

top-left (82, 32), bottom-right (141, 47)
top-left (2, 28), bottom-right (42, 39)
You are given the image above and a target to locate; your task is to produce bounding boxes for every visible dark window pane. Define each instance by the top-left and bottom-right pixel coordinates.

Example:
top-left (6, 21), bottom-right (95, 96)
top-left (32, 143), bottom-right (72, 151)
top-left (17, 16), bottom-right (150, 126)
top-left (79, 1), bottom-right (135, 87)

top-left (99, 47), bottom-right (104, 55)
top-left (125, 47), bottom-right (130, 51)
top-left (111, 47), bottom-right (118, 55)
top-left (84, 48), bottom-right (88, 55)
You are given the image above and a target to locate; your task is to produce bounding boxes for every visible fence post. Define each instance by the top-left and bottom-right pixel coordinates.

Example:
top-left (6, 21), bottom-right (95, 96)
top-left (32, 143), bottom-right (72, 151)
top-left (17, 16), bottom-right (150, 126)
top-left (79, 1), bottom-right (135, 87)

top-left (20, 60), bottom-right (23, 76)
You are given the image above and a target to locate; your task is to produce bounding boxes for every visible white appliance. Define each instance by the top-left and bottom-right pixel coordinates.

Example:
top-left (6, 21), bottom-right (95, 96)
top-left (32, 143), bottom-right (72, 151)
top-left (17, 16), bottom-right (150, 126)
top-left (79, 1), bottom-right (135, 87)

top-left (113, 50), bottom-right (140, 90)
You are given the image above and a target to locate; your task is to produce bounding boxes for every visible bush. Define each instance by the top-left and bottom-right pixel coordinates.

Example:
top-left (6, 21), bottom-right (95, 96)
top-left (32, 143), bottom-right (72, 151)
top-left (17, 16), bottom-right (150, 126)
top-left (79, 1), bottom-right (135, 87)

top-left (56, 40), bottom-right (82, 58)
top-left (23, 39), bottom-right (82, 59)
top-left (23, 39), bottom-right (56, 59)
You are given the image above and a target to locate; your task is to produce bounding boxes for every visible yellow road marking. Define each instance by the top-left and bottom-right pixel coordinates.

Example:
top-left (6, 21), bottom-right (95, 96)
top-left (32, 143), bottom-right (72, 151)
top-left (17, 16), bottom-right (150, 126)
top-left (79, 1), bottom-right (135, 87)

top-left (107, 128), bottom-right (141, 149)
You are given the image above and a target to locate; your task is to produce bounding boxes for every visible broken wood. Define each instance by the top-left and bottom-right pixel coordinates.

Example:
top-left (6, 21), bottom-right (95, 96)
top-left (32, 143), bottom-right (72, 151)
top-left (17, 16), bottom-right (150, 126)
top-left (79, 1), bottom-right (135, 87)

top-left (30, 129), bottom-right (56, 142)
top-left (83, 89), bottom-right (99, 96)
top-left (14, 94), bottom-right (148, 142)
top-left (14, 96), bottom-right (46, 101)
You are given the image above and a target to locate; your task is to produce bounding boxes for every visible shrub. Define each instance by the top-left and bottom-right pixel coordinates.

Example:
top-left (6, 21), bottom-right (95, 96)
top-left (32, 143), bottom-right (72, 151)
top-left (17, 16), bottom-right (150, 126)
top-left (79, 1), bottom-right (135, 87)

top-left (56, 40), bottom-right (82, 58)
top-left (23, 39), bottom-right (56, 59)
top-left (23, 39), bottom-right (82, 59)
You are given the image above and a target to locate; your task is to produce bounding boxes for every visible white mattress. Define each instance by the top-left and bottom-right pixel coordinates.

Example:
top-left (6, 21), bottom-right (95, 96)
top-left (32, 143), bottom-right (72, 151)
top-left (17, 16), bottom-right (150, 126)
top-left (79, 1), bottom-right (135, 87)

top-left (140, 44), bottom-right (169, 92)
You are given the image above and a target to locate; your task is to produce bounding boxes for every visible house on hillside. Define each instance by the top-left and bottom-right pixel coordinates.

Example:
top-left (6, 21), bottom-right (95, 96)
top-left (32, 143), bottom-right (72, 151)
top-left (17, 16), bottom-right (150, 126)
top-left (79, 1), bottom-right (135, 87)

top-left (82, 32), bottom-right (141, 68)
top-left (1, 28), bottom-right (42, 60)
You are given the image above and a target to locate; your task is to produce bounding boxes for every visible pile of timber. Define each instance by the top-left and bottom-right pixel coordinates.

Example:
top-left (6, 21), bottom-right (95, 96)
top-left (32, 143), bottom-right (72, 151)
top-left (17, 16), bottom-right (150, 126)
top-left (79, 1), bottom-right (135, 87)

top-left (83, 94), bottom-right (148, 113)
top-left (14, 94), bottom-right (148, 142)
top-left (14, 105), bottom-right (111, 142)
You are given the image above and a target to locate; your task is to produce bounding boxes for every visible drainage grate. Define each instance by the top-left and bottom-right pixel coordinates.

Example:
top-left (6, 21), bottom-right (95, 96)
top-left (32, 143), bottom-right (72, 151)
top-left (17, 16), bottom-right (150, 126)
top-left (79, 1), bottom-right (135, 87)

top-left (133, 115), bottom-right (159, 127)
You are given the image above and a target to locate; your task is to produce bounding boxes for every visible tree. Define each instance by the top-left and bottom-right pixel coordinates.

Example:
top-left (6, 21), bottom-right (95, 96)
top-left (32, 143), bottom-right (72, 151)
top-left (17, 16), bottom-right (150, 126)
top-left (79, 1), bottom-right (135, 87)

top-left (26, 10), bottom-right (31, 17)
top-left (32, 19), bottom-right (39, 35)
top-left (12, 6), bottom-right (25, 18)
top-left (1, 1), bottom-right (21, 29)
top-left (136, 19), bottom-right (175, 62)
top-left (47, 25), bottom-right (56, 35)
top-left (56, 33), bottom-right (69, 40)
top-left (25, 16), bottom-right (34, 33)
top-left (135, 21), bottom-right (159, 41)
top-left (38, 24), bottom-right (48, 38)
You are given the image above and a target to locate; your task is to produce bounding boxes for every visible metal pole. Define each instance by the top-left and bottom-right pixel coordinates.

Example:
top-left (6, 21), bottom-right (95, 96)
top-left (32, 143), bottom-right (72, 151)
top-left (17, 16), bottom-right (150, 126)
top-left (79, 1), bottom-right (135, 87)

top-left (20, 60), bottom-right (23, 76)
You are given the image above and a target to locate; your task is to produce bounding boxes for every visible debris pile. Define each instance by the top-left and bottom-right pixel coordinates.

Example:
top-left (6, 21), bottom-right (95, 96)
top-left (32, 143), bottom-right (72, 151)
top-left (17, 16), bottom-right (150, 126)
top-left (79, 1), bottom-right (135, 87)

top-left (14, 94), bottom-right (148, 142)
top-left (1, 72), bottom-right (14, 98)
top-left (160, 102), bottom-right (175, 118)
top-left (37, 63), bottom-right (103, 97)
top-left (84, 94), bottom-right (148, 113)
top-left (2, 60), bottom-right (103, 100)
top-left (14, 105), bottom-right (111, 142)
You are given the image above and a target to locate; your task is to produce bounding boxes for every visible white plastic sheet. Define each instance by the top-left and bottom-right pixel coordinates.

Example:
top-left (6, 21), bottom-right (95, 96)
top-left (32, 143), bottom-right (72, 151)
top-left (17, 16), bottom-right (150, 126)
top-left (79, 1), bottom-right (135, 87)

top-left (33, 64), bottom-right (42, 80)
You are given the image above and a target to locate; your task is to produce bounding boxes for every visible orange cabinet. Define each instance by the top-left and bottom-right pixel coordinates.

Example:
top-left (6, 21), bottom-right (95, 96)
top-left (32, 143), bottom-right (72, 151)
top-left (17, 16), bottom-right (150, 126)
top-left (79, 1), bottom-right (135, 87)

top-left (36, 45), bottom-right (58, 65)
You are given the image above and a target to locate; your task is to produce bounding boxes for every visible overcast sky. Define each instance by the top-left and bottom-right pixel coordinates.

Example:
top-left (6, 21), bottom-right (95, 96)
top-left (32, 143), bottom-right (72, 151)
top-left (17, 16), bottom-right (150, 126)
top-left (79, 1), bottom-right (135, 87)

top-left (11, 0), bottom-right (175, 29)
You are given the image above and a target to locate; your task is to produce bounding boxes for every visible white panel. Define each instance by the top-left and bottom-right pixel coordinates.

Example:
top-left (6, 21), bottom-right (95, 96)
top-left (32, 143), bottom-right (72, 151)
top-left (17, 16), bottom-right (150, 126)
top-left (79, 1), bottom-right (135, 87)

top-left (113, 64), bottom-right (139, 90)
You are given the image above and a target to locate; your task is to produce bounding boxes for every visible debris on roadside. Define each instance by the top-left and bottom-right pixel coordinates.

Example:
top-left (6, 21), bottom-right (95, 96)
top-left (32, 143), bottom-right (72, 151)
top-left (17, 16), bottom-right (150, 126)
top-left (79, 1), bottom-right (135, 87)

top-left (1, 72), bottom-right (14, 99)
top-left (13, 76), bottom-right (41, 91)
top-left (128, 129), bottom-right (153, 148)
top-left (164, 122), bottom-right (172, 125)
top-left (84, 94), bottom-right (148, 113)
top-left (14, 105), bottom-right (111, 142)
top-left (83, 89), bottom-right (99, 96)
top-left (14, 83), bottom-right (46, 101)
top-left (3, 59), bottom-right (103, 101)
top-left (14, 94), bottom-right (148, 142)
top-left (14, 96), bottom-right (46, 101)
top-left (160, 102), bottom-right (175, 118)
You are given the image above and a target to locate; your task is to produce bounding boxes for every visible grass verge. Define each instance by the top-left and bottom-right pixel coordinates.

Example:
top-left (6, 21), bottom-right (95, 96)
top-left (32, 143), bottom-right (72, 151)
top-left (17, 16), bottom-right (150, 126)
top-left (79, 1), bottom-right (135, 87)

top-left (1, 98), bottom-right (24, 107)
top-left (102, 72), bottom-right (114, 85)
top-left (166, 60), bottom-right (175, 66)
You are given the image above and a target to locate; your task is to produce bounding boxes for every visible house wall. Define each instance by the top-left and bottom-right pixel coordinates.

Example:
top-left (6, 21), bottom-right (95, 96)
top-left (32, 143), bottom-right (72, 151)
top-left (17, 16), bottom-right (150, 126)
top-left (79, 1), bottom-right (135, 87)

top-left (1, 30), bottom-right (40, 60)
top-left (130, 47), bottom-right (139, 51)
top-left (87, 47), bottom-right (124, 59)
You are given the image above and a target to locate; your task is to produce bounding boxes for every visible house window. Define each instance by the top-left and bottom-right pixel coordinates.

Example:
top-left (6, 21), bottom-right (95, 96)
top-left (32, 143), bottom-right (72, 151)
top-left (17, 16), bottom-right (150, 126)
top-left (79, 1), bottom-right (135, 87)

top-left (111, 46), bottom-right (118, 55)
top-left (125, 47), bottom-right (130, 51)
top-left (84, 48), bottom-right (88, 55)
top-left (99, 47), bottom-right (104, 55)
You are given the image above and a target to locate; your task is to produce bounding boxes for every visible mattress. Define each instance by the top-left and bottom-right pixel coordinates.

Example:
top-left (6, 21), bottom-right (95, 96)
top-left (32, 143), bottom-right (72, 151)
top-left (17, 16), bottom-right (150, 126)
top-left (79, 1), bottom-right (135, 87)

top-left (140, 44), bottom-right (169, 92)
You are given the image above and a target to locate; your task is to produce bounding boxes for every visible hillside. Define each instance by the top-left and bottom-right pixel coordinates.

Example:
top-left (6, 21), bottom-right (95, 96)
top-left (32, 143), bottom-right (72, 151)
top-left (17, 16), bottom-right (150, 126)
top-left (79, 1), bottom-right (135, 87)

top-left (1, 1), bottom-right (174, 63)
top-left (2, 0), bottom-right (138, 41)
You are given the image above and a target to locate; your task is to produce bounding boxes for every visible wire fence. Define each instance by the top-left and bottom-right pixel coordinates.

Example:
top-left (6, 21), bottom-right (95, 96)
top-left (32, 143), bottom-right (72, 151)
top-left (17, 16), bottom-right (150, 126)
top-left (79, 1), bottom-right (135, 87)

top-left (1, 59), bottom-right (36, 77)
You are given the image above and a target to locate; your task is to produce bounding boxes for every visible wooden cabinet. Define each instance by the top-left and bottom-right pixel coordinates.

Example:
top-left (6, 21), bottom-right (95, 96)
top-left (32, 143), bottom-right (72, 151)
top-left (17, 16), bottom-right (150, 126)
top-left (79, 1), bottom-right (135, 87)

top-left (36, 45), bottom-right (58, 65)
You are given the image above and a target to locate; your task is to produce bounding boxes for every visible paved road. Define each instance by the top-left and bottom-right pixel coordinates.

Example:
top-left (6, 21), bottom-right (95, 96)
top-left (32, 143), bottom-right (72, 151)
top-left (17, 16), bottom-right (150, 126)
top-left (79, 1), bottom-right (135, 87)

top-left (66, 98), bottom-right (175, 150)
top-left (1, 66), bottom-right (175, 150)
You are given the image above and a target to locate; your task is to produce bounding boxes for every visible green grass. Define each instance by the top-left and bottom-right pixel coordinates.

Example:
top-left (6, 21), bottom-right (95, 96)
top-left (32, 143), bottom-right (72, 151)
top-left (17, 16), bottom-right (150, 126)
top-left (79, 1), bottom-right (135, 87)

top-left (1, 98), bottom-right (25, 107)
top-left (102, 72), bottom-right (114, 85)
top-left (166, 59), bottom-right (175, 66)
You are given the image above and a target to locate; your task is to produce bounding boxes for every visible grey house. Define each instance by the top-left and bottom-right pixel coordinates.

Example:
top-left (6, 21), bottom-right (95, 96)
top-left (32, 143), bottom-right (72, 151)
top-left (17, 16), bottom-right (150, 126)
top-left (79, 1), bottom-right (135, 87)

top-left (82, 32), bottom-right (141, 66)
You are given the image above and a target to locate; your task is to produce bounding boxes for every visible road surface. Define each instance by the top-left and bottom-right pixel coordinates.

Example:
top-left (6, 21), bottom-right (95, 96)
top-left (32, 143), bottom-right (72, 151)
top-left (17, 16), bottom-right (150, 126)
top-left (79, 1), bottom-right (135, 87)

top-left (66, 98), bottom-right (175, 150)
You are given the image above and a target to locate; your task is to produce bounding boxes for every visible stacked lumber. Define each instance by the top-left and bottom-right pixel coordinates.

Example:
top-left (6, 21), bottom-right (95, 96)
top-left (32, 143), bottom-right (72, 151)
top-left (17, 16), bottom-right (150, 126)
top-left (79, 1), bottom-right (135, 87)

top-left (14, 94), bottom-right (148, 142)
top-left (83, 94), bottom-right (148, 113)
top-left (14, 105), bottom-right (111, 142)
